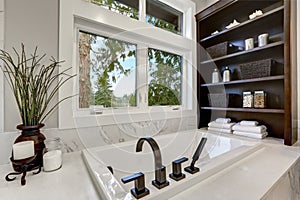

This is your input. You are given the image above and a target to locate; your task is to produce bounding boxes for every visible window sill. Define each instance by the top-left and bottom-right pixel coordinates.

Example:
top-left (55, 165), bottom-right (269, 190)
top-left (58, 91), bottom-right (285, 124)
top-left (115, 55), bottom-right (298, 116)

top-left (72, 108), bottom-right (196, 128)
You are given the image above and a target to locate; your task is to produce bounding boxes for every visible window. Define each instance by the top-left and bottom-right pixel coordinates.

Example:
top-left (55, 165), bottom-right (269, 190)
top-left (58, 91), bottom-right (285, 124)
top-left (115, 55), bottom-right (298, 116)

top-left (148, 48), bottom-right (182, 106)
top-left (91, 0), bottom-right (183, 35)
top-left (91, 0), bottom-right (139, 19)
top-left (78, 30), bottom-right (137, 108)
top-left (146, 0), bottom-right (183, 35)
top-left (59, 0), bottom-right (195, 128)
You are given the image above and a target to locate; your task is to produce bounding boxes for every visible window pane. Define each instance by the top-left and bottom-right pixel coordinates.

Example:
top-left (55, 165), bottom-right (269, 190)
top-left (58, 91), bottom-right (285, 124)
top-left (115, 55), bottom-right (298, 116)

top-left (146, 0), bottom-right (183, 35)
top-left (79, 30), bottom-right (137, 108)
top-left (91, 0), bottom-right (139, 20)
top-left (148, 48), bottom-right (182, 106)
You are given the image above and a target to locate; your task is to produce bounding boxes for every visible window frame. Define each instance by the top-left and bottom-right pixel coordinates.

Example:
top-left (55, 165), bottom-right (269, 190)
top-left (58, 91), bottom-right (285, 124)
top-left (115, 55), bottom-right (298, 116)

top-left (59, 0), bottom-right (196, 129)
top-left (74, 23), bottom-right (188, 115)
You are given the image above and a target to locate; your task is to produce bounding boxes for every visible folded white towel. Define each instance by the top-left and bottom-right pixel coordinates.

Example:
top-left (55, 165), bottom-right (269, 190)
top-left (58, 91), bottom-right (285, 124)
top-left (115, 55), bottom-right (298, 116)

top-left (240, 120), bottom-right (258, 126)
top-left (232, 124), bottom-right (267, 133)
top-left (233, 131), bottom-right (268, 139)
top-left (215, 118), bottom-right (231, 123)
top-left (208, 127), bottom-right (232, 134)
top-left (208, 121), bottom-right (236, 129)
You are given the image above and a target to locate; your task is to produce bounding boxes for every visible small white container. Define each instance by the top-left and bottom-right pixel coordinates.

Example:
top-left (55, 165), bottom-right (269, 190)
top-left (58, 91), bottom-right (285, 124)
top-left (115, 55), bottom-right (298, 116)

top-left (245, 38), bottom-right (254, 50)
top-left (212, 68), bottom-right (220, 83)
top-left (43, 150), bottom-right (62, 172)
top-left (44, 138), bottom-right (63, 172)
top-left (258, 33), bottom-right (269, 47)
top-left (223, 67), bottom-right (230, 82)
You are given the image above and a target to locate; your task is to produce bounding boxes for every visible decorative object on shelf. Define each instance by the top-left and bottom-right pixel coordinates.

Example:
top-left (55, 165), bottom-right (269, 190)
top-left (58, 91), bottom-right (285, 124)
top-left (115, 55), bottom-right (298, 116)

top-left (254, 91), bottom-right (267, 108)
top-left (223, 67), bottom-right (230, 82)
top-left (212, 68), bottom-right (220, 83)
top-left (0, 44), bottom-right (75, 183)
top-left (249, 10), bottom-right (263, 20)
top-left (225, 19), bottom-right (240, 29)
top-left (258, 33), bottom-right (269, 47)
top-left (240, 59), bottom-right (275, 79)
top-left (211, 30), bottom-right (219, 35)
top-left (245, 38), bottom-right (254, 50)
top-left (206, 42), bottom-right (242, 58)
top-left (243, 91), bottom-right (253, 108)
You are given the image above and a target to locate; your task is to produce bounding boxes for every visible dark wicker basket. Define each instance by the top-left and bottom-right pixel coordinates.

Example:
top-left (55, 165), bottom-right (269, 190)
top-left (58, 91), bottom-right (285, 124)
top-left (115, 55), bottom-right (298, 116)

top-left (206, 42), bottom-right (242, 58)
top-left (240, 59), bottom-right (275, 79)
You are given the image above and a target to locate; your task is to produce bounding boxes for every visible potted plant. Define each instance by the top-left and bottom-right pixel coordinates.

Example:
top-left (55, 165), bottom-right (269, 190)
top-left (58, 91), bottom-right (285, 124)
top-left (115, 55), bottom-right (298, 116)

top-left (0, 44), bottom-right (75, 171)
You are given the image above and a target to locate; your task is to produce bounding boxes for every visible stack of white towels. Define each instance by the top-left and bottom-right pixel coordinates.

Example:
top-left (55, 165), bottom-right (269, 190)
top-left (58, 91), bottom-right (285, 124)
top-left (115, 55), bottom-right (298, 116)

top-left (208, 118), bottom-right (236, 134)
top-left (232, 120), bottom-right (268, 139)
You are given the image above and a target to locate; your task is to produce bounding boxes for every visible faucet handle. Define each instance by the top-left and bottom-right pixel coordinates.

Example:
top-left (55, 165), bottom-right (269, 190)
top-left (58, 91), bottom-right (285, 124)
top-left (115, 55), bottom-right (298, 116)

top-left (169, 157), bottom-right (188, 181)
top-left (121, 172), bottom-right (150, 199)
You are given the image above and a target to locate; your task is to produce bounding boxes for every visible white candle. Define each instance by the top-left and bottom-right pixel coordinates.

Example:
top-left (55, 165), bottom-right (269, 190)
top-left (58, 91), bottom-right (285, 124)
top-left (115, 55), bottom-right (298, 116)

top-left (43, 150), bottom-right (62, 172)
top-left (12, 141), bottom-right (35, 160)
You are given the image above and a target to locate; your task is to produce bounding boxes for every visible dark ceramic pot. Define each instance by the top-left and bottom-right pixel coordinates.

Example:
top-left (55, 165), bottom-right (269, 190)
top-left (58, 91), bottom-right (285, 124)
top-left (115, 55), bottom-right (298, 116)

top-left (12, 124), bottom-right (46, 172)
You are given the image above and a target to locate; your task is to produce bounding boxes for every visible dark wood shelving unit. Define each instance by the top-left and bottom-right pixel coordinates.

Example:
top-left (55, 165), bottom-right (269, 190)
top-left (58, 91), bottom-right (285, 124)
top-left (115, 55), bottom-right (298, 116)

top-left (195, 0), bottom-right (297, 145)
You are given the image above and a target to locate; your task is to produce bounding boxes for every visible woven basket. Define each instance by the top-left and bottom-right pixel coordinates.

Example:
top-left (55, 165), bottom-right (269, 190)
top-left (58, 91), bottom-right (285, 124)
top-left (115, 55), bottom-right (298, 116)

top-left (206, 42), bottom-right (242, 58)
top-left (240, 59), bottom-right (275, 79)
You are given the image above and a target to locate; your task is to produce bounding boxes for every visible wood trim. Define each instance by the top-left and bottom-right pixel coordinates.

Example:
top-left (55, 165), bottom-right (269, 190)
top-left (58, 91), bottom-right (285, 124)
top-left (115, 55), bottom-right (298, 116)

top-left (195, 0), bottom-right (235, 21)
top-left (283, 0), bottom-right (292, 145)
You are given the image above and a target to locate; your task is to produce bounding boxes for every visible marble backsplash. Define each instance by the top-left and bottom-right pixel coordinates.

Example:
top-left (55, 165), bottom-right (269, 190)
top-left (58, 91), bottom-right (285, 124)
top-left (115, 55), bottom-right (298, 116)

top-left (0, 116), bottom-right (196, 165)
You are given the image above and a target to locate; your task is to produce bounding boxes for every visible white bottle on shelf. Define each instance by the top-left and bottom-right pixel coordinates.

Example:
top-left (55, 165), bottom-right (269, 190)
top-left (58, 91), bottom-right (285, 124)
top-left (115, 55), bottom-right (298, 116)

top-left (223, 67), bottom-right (230, 82)
top-left (212, 68), bottom-right (220, 83)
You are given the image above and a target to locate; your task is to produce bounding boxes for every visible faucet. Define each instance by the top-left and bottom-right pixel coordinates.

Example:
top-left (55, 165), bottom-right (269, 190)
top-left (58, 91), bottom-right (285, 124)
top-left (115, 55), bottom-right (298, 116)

top-left (136, 137), bottom-right (169, 189)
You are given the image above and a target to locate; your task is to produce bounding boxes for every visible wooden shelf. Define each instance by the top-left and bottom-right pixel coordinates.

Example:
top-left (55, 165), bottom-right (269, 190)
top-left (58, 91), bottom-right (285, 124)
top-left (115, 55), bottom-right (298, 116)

top-left (201, 41), bottom-right (284, 64)
top-left (196, 0), bottom-right (297, 145)
top-left (200, 6), bottom-right (284, 43)
top-left (201, 107), bottom-right (284, 114)
top-left (201, 75), bottom-right (284, 87)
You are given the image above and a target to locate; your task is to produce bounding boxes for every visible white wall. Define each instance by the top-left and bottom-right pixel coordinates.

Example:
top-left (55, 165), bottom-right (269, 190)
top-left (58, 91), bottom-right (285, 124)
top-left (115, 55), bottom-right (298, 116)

top-left (195, 0), bottom-right (219, 13)
top-left (297, 0), bottom-right (300, 140)
top-left (0, 0), bottom-right (4, 133)
top-left (4, 0), bottom-right (59, 131)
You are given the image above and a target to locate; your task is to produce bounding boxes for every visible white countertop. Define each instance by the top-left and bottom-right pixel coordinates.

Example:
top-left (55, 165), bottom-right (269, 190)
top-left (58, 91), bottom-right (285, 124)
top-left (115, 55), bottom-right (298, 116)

top-left (0, 152), bottom-right (99, 200)
top-left (170, 144), bottom-right (300, 200)
top-left (0, 135), bottom-right (299, 200)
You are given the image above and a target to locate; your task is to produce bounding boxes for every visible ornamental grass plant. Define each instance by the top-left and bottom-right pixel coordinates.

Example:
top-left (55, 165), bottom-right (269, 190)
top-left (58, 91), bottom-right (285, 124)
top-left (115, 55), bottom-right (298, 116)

top-left (0, 44), bottom-right (75, 126)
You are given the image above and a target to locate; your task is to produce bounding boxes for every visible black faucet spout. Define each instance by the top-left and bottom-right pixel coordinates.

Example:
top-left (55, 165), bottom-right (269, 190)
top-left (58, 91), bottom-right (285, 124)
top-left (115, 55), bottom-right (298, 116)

top-left (136, 137), bottom-right (169, 189)
top-left (136, 137), bottom-right (162, 168)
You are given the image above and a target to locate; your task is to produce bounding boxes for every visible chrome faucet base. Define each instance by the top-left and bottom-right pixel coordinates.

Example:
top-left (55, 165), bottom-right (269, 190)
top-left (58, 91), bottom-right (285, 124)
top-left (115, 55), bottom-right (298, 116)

top-left (152, 180), bottom-right (170, 189)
